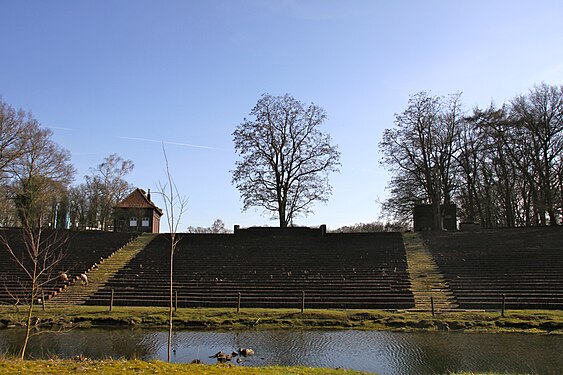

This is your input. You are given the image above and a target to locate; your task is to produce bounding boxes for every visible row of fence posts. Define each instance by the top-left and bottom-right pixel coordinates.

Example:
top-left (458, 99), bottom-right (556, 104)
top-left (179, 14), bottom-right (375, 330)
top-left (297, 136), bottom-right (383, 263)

top-left (107, 289), bottom-right (308, 313)
top-left (104, 290), bottom-right (507, 316)
top-left (429, 294), bottom-right (508, 317)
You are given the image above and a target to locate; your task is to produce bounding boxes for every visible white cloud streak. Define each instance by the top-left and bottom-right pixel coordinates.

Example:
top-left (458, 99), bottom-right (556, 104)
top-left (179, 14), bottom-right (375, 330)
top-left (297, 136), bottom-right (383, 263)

top-left (47, 126), bottom-right (76, 131)
top-left (116, 136), bottom-right (220, 150)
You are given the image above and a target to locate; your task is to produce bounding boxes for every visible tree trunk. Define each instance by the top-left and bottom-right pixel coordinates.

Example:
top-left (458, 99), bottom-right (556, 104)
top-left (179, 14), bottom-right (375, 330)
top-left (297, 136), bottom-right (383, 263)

top-left (278, 204), bottom-right (287, 228)
top-left (548, 209), bottom-right (558, 226)
top-left (20, 300), bottom-right (34, 359)
top-left (432, 201), bottom-right (442, 231)
top-left (21, 275), bottom-right (38, 360)
top-left (168, 236), bottom-right (174, 362)
top-left (560, 171), bottom-right (563, 226)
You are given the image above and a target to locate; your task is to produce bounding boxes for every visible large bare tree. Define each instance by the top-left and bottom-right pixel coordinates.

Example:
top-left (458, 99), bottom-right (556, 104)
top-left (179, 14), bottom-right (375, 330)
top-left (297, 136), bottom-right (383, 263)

top-left (0, 98), bottom-right (27, 181)
top-left (380, 92), bottom-right (462, 229)
top-left (383, 84), bottom-right (562, 229)
top-left (232, 94), bottom-right (340, 227)
top-left (462, 84), bottom-right (563, 227)
top-left (0, 103), bottom-right (74, 358)
top-left (10, 115), bottom-right (75, 228)
top-left (510, 83), bottom-right (563, 225)
top-left (66, 154), bottom-right (134, 230)
top-left (84, 154), bottom-right (134, 230)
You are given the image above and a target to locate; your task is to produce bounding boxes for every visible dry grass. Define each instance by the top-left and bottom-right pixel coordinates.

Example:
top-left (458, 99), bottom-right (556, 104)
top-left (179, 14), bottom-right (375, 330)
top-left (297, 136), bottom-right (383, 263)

top-left (0, 358), bottom-right (373, 375)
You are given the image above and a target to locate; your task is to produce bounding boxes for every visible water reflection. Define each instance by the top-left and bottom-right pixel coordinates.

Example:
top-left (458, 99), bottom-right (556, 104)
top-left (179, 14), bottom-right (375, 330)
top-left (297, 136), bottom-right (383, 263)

top-left (1, 328), bottom-right (561, 375)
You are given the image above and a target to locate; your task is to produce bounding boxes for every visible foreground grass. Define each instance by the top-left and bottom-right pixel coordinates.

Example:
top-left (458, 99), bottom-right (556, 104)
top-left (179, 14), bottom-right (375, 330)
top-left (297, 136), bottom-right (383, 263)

top-left (0, 359), bottom-right (520, 375)
top-left (0, 358), bottom-right (373, 375)
top-left (0, 305), bottom-right (561, 333)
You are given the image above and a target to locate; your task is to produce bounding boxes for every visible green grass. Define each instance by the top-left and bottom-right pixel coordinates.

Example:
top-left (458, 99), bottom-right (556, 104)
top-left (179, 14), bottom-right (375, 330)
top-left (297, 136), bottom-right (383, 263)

top-left (0, 305), bottom-right (561, 333)
top-left (0, 358), bottom-right (374, 375)
top-left (0, 358), bottom-right (525, 374)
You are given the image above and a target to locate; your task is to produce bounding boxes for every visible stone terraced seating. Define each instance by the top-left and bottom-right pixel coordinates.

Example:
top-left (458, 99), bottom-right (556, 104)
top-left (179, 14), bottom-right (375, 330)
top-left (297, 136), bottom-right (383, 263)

top-left (0, 228), bottom-right (136, 305)
top-left (85, 230), bottom-right (415, 309)
top-left (423, 227), bottom-right (563, 310)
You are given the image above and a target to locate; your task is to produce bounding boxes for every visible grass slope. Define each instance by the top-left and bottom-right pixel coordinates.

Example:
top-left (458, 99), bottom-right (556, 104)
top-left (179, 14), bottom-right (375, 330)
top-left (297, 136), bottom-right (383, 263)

top-left (0, 306), bottom-right (561, 333)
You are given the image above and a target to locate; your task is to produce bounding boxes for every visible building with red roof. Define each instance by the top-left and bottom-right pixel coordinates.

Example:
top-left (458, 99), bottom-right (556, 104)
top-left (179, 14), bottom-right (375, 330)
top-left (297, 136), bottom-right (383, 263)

top-left (113, 188), bottom-right (163, 233)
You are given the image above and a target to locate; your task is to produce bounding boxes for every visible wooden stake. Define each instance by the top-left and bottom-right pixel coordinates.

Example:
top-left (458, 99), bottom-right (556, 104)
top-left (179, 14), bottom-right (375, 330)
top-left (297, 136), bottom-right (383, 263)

top-left (237, 292), bottom-right (241, 313)
top-left (110, 289), bottom-right (114, 312)
top-left (175, 290), bottom-right (178, 312)
top-left (431, 296), bottom-right (435, 317)
top-left (301, 291), bottom-right (305, 313)
top-left (501, 294), bottom-right (506, 317)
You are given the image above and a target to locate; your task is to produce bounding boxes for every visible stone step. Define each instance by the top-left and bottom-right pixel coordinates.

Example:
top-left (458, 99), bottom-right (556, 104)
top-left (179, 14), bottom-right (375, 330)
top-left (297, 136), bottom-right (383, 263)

top-left (47, 233), bottom-right (158, 306)
top-left (403, 232), bottom-right (458, 310)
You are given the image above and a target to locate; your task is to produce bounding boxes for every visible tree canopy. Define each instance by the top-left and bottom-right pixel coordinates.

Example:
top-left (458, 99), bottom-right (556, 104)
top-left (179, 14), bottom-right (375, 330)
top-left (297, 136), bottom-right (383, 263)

top-left (232, 94), bottom-right (340, 227)
top-left (0, 98), bottom-right (75, 228)
top-left (380, 84), bottom-right (563, 228)
top-left (69, 154), bottom-right (134, 230)
top-left (0, 98), bottom-right (136, 231)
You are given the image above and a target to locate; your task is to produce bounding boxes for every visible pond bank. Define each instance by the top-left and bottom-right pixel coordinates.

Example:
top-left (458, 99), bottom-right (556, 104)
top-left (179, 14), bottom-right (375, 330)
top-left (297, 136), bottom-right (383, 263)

top-left (0, 358), bottom-right (374, 375)
top-left (0, 306), bottom-right (561, 334)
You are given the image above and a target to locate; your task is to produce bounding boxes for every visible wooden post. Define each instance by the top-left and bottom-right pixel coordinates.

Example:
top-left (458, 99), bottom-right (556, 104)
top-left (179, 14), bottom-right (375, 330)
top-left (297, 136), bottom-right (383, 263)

top-left (175, 290), bottom-right (178, 312)
top-left (301, 291), bottom-right (305, 313)
top-left (431, 296), bottom-right (435, 317)
top-left (41, 289), bottom-right (46, 311)
top-left (109, 289), bottom-right (114, 312)
top-left (501, 294), bottom-right (506, 317)
top-left (237, 292), bottom-right (241, 313)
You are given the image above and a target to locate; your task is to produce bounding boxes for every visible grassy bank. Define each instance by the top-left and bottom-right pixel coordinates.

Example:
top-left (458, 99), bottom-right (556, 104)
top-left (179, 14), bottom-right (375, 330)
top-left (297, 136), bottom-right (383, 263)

top-left (0, 306), bottom-right (561, 333)
top-left (0, 359), bottom-right (524, 375)
top-left (0, 358), bottom-right (374, 375)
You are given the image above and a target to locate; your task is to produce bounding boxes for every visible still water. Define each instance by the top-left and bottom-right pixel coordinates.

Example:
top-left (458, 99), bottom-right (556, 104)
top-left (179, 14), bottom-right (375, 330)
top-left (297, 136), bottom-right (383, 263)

top-left (0, 328), bottom-right (561, 374)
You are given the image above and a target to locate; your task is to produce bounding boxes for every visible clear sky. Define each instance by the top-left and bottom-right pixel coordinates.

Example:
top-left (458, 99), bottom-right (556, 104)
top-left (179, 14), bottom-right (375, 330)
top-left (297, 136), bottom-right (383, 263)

top-left (1, 0), bottom-right (562, 231)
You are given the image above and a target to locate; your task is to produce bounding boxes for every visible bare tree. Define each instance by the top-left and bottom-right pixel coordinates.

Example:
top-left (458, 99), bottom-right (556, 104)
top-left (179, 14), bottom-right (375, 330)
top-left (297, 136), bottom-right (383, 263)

top-left (0, 98), bottom-right (27, 181)
top-left (0, 221), bottom-right (67, 359)
top-left (232, 94), bottom-right (340, 227)
top-left (0, 183), bottom-right (18, 226)
top-left (68, 183), bottom-right (90, 230)
top-left (382, 85), bottom-right (562, 229)
top-left (156, 144), bottom-right (188, 362)
top-left (187, 219), bottom-right (230, 233)
top-left (10, 121), bottom-right (75, 228)
top-left (83, 154), bottom-right (134, 230)
top-left (460, 104), bottom-right (521, 227)
top-left (380, 92), bottom-right (462, 228)
top-left (464, 84), bottom-right (563, 227)
top-left (0, 105), bottom-right (73, 358)
top-left (510, 83), bottom-right (563, 225)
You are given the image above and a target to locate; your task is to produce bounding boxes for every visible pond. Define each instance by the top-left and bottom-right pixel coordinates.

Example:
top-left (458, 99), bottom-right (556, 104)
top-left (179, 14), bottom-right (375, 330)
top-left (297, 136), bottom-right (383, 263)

top-left (0, 328), bottom-right (561, 374)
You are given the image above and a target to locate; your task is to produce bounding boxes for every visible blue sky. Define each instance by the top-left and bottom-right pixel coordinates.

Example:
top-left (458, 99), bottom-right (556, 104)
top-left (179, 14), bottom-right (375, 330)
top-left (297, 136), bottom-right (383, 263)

top-left (1, 0), bottom-right (562, 231)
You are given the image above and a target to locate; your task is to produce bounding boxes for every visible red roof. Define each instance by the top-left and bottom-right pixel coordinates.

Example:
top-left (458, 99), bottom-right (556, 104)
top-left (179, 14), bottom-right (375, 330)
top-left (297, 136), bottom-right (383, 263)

top-left (115, 188), bottom-right (163, 216)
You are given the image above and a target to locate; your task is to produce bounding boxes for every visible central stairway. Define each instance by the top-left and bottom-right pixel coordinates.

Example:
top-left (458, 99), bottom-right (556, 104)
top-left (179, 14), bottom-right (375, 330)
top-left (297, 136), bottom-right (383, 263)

top-left (47, 233), bottom-right (158, 306)
top-left (403, 232), bottom-right (458, 311)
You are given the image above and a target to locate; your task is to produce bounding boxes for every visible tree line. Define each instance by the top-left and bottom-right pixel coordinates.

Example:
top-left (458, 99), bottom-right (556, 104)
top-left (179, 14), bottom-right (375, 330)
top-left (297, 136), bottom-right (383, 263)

top-left (0, 97), bottom-right (134, 230)
top-left (2, 93), bottom-right (342, 232)
top-left (5, 84), bottom-right (560, 232)
top-left (380, 83), bottom-right (563, 228)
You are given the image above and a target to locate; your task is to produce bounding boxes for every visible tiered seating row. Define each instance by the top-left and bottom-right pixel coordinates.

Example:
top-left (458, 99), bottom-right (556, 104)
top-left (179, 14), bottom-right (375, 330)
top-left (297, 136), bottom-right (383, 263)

top-left (0, 228), bottom-right (136, 305)
top-left (424, 227), bottom-right (563, 310)
top-left (86, 232), bottom-right (415, 309)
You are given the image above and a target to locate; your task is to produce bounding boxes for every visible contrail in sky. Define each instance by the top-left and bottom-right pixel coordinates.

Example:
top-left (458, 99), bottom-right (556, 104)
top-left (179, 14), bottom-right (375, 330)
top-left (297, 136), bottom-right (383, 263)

top-left (47, 126), bottom-right (75, 131)
top-left (116, 136), bottom-right (220, 150)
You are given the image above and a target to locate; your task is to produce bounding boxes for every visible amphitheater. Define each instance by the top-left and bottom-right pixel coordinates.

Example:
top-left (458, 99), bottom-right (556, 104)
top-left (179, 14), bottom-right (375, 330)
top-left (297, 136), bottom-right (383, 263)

top-left (1, 226), bottom-right (562, 311)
